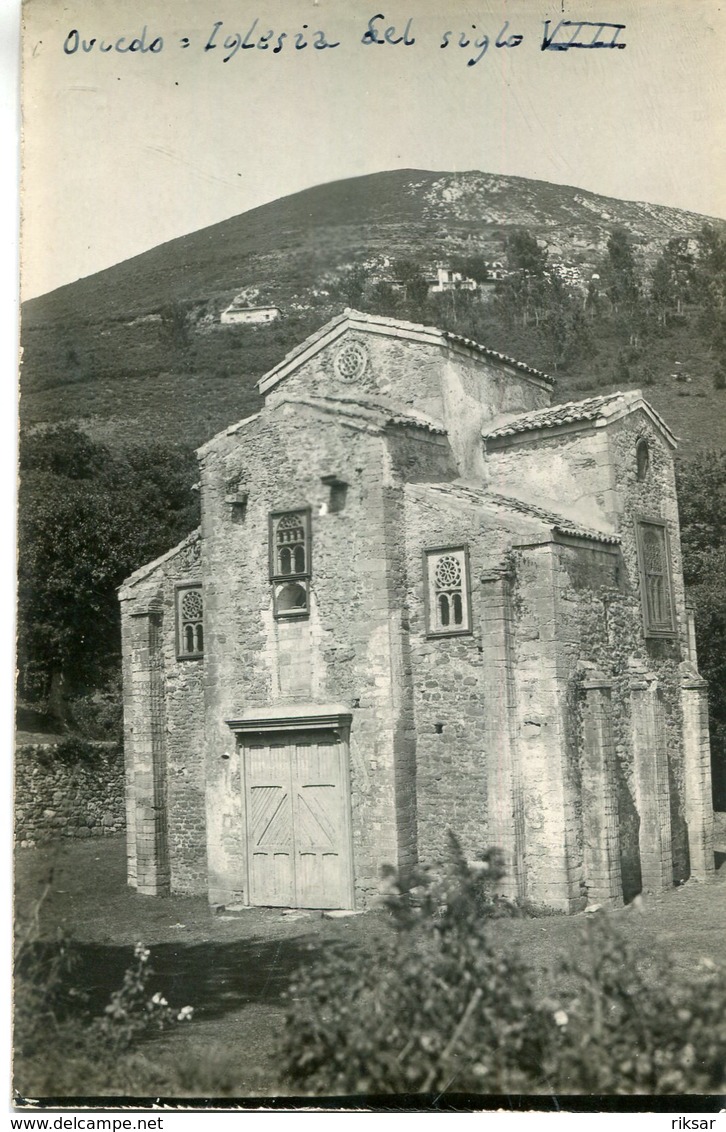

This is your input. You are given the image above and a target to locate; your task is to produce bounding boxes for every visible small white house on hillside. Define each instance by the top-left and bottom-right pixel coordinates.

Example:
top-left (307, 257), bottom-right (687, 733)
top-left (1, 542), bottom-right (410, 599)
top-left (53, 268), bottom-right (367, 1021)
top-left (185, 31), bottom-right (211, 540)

top-left (221, 301), bottom-right (281, 326)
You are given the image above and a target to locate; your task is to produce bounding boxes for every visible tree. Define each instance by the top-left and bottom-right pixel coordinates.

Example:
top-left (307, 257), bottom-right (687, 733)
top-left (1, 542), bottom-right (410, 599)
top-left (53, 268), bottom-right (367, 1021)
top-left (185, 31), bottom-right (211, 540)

top-left (604, 227), bottom-right (640, 308)
top-left (487, 234), bottom-right (593, 372)
top-left (158, 301), bottom-right (191, 353)
top-left (649, 237), bottom-right (695, 326)
top-left (695, 223), bottom-right (726, 290)
top-left (693, 224), bottom-right (726, 373)
top-left (506, 230), bottom-right (549, 277)
top-left (602, 227), bottom-right (644, 346)
top-left (495, 231), bottom-right (551, 330)
top-left (537, 276), bottom-right (595, 373)
top-left (341, 263), bottom-right (368, 307)
top-left (368, 280), bottom-right (400, 315)
top-left (393, 258), bottom-right (430, 310)
top-left (17, 427), bottom-right (199, 713)
top-left (449, 253), bottom-right (494, 285)
top-left (676, 450), bottom-right (726, 808)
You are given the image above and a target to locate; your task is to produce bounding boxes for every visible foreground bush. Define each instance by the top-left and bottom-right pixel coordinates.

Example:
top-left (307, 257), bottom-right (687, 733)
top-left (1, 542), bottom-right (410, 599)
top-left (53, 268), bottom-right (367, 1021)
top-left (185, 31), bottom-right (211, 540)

top-left (544, 917), bottom-right (726, 1094)
top-left (283, 837), bottom-right (549, 1094)
top-left (14, 903), bottom-right (193, 1098)
top-left (283, 835), bottom-right (726, 1096)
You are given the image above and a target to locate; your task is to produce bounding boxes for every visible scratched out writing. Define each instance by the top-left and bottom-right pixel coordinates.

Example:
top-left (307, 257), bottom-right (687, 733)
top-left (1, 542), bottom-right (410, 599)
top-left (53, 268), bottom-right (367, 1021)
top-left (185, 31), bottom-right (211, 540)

top-left (62, 14), bottom-right (627, 65)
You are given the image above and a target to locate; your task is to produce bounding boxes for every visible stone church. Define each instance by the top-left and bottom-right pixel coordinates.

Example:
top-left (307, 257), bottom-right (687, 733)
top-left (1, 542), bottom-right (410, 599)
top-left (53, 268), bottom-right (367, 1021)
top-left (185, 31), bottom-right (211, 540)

top-left (119, 309), bottom-right (715, 913)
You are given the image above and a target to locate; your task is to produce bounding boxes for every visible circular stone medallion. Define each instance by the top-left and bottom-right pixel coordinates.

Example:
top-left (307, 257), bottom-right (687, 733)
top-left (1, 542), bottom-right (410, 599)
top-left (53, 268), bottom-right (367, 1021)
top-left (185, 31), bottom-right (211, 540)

top-left (334, 341), bottom-right (368, 383)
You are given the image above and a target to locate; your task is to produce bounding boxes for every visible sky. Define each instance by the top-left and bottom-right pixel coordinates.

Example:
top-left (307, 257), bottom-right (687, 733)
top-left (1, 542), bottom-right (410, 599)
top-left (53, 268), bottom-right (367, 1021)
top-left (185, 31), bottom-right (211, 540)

top-left (19, 0), bottom-right (726, 299)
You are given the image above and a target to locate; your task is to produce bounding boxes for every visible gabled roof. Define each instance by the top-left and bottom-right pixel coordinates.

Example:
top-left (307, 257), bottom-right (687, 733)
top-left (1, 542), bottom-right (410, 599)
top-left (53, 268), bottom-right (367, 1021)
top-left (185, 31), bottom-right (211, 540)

top-left (483, 390), bottom-right (678, 448)
top-left (487, 492), bottom-right (620, 544)
top-left (419, 483), bottom-right (620, 545)
top-left (274, 392), bottom-right (446, 435)
top-left (224, 302), bottom-right (280, 314)
top-left (442, 331), bottom-right (553, 383)
top-left (118, 528), bottom-right (201, 596)
top-left (197, 394), bottom-right (445, 458)
top-left (256, 309), bottom-right (554, 396)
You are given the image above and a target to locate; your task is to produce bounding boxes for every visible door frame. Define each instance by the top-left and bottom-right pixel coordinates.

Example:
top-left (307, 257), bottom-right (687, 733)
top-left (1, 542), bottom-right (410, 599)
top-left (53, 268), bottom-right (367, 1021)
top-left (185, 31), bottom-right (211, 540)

top-left (227, 705), bottom-right (355, 910)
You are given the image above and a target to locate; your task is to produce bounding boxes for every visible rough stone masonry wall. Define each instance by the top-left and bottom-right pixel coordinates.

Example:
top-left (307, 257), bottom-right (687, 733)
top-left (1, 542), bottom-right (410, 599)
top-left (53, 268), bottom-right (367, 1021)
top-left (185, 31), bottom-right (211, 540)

top-left (15, 743), bottom-right (125, 846)
top-left (488, 410), bottom-right (693, 901)
top-left (608, 412), bottom-right (691, 884)
top-left (514, 398), bottom-right (693, 900)
top-left (266, 331), bottom-right (549, 480)
top-left (520, 540), bottom-right (623, 909)
top-left (198, 404), bottom-right (417, 907)
top-left (505, 541), bottom-right (591, 911)
top-left (545, 534), bottom-right (688, 899)
top-left (120, 539), bottom-right (207, 896)
top-left (401, 485), bottom-right (542, 868)
top-left (505, 528), bottom-right (685, 911)
top-left (404, 501), bottom-right (488, 865)
top-left (382, 430), bottom-right (462, 873)
top-left (266, 333), bottom-right (449, 424)
top-left (155, 553), bottom-right (207, 895)
top-left (120, 580), bottom-right (165, 893)
top-left (486, 425), bottom-right (616, 531)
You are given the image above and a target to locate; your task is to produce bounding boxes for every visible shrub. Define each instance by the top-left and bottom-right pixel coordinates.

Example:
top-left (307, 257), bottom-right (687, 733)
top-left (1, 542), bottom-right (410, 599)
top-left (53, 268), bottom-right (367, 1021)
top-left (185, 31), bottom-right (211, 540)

top-left (543, 914), bottom-right (726, 1094)
top-left (14, 928), bottom-right (83, 1061)
top-left (36, 736), bottom-right (106, 766)
top-left (67, 674), bottom-right (123, 741)
top-left (282, 834), bottom-right (551, 1094)
top-left (282, 836), bottom-right (726, 1096)
top-left (95, 942), bottom-right (194, 1051)
top-left (14, 893), bottom-right (193, 1098)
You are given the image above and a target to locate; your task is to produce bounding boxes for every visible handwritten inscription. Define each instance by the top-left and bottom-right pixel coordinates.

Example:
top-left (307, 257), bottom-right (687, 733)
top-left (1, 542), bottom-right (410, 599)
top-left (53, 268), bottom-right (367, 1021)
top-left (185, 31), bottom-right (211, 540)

top-left (440, 21), bottom-right (523, 67)
top-left (361, 14), bottom-right (415, 46)
top-left (541, 20), bottom-right (626, 50)
top-left (64, 27), bottom-right (164, 54)
top-left (204, 20), bottom-right (339, 61)
top-left (62, 16), bottom-right (627, 63)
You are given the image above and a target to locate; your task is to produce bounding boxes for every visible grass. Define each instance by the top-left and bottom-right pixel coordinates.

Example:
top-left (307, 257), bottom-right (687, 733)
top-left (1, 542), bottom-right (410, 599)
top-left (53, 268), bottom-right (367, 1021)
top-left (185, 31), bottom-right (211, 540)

top-left (13, 828), bottom-right (726, 1101)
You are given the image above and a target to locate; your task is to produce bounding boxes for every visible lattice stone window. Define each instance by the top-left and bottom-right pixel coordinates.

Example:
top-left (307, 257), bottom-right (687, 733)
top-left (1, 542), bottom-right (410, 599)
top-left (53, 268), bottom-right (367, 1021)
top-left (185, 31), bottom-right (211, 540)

top-left (334, 341), bottom-right (368, 383)
top-left (176, 584), bottom-right (203, 659)
top-left (269, 508), bottom-right (311, 619)
top-left (425, 546), bottom-right (472, 636)
top-left (635, 519), bottom-right (677, 638)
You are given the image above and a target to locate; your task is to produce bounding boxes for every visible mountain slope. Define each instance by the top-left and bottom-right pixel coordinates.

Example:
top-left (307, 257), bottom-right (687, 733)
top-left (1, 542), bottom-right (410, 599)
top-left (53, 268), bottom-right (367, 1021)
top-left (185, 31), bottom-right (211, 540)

top-left (19, 169), bottom-right (726, 452)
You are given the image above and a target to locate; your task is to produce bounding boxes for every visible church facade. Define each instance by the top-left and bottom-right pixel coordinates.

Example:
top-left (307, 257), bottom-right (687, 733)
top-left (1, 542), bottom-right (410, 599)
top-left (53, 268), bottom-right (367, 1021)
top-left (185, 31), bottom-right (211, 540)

top-left (119, 310), bottom-right (715, 912)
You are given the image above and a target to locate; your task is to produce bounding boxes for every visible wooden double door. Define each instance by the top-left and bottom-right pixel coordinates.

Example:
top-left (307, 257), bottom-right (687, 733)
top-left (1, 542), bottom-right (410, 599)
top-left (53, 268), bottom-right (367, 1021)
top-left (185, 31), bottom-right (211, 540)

top-left (242, 729), bottom-right (353, 909)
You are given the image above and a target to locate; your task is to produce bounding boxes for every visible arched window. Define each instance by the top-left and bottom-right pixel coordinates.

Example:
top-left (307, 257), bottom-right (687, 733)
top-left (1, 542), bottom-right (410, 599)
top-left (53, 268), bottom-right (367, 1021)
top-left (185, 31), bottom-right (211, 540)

top-left (636, 439), bottom-right (650, 481)
top-left (274, 512), bottom-right (307, 576)
top-left (425, 547), bottom-right (472, 636)
top-left (270, 509), bottom-right (311, 618)
top-left (275, 581), bottom-right (308, 613)
top-left (176, 585), bottom-right (204, 659)
top-left (278, 546), bottom-right (292, 574)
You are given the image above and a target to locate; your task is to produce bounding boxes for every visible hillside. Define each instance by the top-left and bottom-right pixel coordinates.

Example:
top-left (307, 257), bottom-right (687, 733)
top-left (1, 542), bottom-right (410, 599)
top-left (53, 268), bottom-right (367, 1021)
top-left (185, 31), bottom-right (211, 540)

top-left (19, 168), bottom-right (726, 452)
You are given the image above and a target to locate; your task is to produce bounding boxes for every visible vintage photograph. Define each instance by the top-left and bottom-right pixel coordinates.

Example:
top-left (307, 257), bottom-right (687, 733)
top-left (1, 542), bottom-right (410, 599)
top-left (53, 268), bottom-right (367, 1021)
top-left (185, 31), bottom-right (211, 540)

top-left (14, 0), bottom-right (726, 1109)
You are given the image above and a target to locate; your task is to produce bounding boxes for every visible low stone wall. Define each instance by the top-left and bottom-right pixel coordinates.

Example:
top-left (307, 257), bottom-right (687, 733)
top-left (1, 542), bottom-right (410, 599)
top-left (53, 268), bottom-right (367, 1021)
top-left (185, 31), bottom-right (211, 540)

top-left (15, 742), bottom-right (126, 847)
